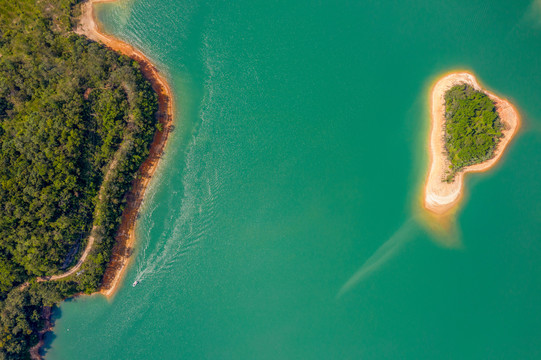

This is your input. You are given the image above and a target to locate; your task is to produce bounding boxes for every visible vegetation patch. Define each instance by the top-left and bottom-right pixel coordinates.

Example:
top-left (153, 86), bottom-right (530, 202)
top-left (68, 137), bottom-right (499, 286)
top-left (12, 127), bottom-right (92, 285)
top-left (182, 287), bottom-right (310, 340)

top-left (0, 0), bottom-right (158, 357)
top-left (443, 84), bottom-right (503, 182)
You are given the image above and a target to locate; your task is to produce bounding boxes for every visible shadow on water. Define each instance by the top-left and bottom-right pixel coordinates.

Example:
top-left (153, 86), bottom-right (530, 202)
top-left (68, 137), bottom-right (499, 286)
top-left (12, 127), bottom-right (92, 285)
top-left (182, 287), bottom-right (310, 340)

top-left (41, 332), bottom-right (56, 358)
top-left (40, 305), bottom-right (63, 357)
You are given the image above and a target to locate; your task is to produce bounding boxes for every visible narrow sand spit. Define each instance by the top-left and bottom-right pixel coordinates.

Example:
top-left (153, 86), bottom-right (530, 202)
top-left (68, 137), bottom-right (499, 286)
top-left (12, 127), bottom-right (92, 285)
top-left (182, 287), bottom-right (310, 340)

top-left (77, 0), bottom-right (174, 297)
top-left (424, 72), bottom-right (519, 215)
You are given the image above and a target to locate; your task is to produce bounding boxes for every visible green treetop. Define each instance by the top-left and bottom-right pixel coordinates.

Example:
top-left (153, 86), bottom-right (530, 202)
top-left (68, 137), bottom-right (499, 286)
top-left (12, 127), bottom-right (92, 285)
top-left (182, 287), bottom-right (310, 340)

top-left (443, 84), bottom-right (504, 182)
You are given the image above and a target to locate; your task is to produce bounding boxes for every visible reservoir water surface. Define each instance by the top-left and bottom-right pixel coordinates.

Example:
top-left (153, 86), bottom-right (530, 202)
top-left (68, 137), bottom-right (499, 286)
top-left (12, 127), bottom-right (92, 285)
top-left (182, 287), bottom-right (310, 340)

top-left (46, 0), bottom-right (541, 358)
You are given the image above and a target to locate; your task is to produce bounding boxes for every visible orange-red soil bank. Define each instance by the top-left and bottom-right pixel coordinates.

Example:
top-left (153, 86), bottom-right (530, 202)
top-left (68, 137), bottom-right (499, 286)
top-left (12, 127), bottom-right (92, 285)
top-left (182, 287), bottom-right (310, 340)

top-left (78, 0), bottom-right (175, 297)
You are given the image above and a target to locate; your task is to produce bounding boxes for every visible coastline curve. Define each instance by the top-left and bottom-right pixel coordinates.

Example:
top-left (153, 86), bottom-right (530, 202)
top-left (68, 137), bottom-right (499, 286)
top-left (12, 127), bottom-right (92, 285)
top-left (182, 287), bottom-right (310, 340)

top-left (77, 0), bottom-right (175, 297)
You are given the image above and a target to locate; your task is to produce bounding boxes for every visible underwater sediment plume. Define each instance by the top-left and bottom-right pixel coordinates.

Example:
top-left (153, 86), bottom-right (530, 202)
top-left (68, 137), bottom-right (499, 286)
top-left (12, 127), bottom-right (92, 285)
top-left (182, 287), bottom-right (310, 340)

top-left (423, 72), bottom-right (520, 216)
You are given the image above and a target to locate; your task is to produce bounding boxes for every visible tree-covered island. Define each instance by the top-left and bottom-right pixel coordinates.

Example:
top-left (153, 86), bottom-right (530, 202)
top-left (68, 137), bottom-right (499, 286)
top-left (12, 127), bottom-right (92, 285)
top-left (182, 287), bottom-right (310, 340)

top-left (443, 84), bottom-right (504, 182)
top-left (0, 0), bottom-right (160, 358)
top-left (424, 72), bottom-right (519, 215)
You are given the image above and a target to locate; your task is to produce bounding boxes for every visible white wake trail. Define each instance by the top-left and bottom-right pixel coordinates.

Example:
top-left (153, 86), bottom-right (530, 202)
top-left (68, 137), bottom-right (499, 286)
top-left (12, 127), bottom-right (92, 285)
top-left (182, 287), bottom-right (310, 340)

top-left (133, 36), bottom-right (226, 283)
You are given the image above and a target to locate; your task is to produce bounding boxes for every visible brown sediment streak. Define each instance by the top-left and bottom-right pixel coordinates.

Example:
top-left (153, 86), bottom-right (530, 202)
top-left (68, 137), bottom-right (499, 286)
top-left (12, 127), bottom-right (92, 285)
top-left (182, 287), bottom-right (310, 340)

top-left (77, 0), bottom-right (175, 297)
top-left (423, 71), bottom-right (520, 216)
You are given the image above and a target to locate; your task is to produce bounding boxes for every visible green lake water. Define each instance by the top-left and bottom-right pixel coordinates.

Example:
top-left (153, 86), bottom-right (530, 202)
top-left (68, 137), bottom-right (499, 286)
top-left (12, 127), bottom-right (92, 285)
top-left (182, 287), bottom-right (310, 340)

top-left (45, 0), bottom-right (541, 358)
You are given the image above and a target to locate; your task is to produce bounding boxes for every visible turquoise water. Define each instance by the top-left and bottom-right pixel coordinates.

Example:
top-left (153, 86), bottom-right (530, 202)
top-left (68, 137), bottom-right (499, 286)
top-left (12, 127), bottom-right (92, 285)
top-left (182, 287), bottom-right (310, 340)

top-left (45, 0), bottom-right (541, 358)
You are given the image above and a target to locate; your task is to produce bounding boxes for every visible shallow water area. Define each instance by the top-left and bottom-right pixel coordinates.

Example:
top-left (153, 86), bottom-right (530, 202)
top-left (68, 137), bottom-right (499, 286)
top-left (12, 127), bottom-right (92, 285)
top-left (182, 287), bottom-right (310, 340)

top-left (45, 0), bottom-right (541, 359)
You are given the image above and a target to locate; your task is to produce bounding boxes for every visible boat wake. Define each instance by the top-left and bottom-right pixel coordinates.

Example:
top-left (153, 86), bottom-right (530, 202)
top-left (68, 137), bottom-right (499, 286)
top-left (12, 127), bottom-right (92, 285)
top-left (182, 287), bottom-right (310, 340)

top-left (132, 40), bottom-right (227, 285)
top-left (132, 151), bottom-right (222, 285)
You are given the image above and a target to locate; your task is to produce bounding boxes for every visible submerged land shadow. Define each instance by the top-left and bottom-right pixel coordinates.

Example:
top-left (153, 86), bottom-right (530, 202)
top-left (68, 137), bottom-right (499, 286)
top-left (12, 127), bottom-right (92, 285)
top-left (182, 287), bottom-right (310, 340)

top-left (337, 218), bottom-right (421, 298)
top-left (336, 207), bottom-right (463, 299)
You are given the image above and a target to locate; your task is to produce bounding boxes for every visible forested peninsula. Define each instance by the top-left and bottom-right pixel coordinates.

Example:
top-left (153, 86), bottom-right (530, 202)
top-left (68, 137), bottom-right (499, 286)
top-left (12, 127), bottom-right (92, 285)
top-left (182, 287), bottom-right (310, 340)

top-left (424, 72), bottom-right (519, 216)
top-left (0, 0), bottom-right (164, 358)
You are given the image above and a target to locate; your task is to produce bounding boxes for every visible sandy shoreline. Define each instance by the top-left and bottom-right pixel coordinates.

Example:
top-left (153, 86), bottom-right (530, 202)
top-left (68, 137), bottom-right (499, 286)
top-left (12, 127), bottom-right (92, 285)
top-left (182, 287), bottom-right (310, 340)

top-left (77, 0), bottom-right (174, 297)
top-left (423, 72), bottom-right (519, 215)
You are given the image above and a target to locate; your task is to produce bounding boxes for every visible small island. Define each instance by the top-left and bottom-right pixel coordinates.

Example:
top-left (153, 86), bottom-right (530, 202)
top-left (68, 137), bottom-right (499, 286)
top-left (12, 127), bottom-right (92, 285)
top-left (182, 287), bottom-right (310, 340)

top-left (424, 72), bottom-right (520, 215)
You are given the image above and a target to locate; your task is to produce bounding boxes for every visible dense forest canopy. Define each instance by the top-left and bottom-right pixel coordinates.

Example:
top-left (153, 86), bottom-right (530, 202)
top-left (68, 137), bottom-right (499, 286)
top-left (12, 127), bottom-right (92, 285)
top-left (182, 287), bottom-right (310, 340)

top-left (0, 0), bottom-right (158, 357)
top-left (443, 84), bottom-right (503, 182)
